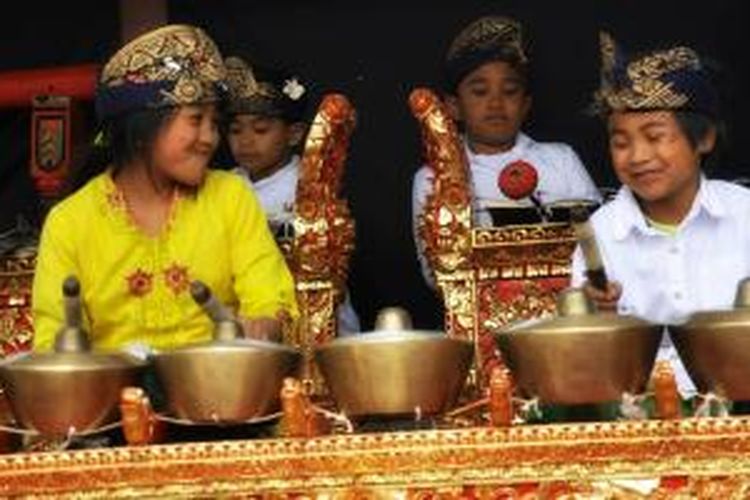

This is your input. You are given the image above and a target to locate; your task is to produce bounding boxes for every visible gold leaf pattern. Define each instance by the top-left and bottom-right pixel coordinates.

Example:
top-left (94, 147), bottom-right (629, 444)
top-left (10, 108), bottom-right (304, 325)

top-left (100, 24), bottom-right (226, 108)
top-left (596, 32), bottom-right (702, 112)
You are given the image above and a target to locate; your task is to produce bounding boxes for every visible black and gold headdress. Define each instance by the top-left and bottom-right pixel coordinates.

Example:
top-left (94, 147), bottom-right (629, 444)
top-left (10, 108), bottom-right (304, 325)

top-left (95, 24), bottom-right (227, 120)
top-left (224, 56), bottom-right (307, 122)
top-left (444, 16), bottom-right (528, 92)
top-left (594, 32), bottom-right (718, 116)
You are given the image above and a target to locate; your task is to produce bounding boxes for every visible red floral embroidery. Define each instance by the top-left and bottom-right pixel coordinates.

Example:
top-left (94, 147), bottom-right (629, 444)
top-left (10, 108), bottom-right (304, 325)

top-left (497, 160), bottom-right (539, 200)
top-left (126, 269), bottom-right (153, 297)
top-left (164, 263), bottom-right (190, 295)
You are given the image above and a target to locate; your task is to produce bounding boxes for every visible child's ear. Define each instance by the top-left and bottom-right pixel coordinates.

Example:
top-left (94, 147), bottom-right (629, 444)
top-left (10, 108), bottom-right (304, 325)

top-left (697, 126), bottom-right (717, 155)
top-left (287, 122), bottom-right (307, 148)
top-left (445, 95), bottom-right (461, 121)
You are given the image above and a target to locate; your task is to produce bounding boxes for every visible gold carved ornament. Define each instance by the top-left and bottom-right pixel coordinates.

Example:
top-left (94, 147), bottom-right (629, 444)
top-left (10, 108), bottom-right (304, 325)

top-left (409, 88), bottom-right (473, 279)
top-left (0, 254), bottom-right (35, 357)
top-left (409, 88), bottom-right (499, 392)
top-left (408, 88), bottom-right (582, 390)
top-left (287, 94), bottom-right (356, 387)
top-left (408, 87), bottom-right (476, 339)
top-left (5, 418), bottom-right (750, 496)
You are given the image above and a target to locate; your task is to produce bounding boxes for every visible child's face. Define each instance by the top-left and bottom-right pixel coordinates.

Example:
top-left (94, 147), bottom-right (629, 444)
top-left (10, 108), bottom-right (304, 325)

top-left (448, 60), bottom-right (530, 154)
top-left (608, 111), bottom-right (712, 209)
top-left (228, 114), bottom-right (303, 181)
top-left (150, 104), bottom-right (220, 187)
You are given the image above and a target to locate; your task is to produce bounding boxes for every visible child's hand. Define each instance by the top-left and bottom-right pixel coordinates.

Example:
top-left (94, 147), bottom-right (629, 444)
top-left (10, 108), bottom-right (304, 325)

top-left (240, 317), bottom-right (282, 342)
top-left (583, 280), bottom-right (622, 312)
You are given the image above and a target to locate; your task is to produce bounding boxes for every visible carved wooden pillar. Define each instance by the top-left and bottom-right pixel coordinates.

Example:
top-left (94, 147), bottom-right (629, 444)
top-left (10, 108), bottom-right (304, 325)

top-left (409, 88), bottom-right (484, 387)
top-left (410, 88), bottom-right (577, 391)
top-left (287, 94), bottom-right (356, 395)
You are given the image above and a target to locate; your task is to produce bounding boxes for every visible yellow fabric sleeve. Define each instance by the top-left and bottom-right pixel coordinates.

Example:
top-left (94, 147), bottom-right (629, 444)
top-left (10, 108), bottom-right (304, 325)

top-left (31, 204), bottom-right (90, 352)
top-left (218, 174), bottom-right (298, 319)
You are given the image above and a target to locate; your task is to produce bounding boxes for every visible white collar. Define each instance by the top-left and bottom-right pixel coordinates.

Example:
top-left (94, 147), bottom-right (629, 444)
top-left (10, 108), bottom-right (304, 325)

top-left (251, 155), bottom-right (299, 190)
top-left (611, 176), bottom-right (727, 241)
top-left (464, 133), bottom-right (532, 165)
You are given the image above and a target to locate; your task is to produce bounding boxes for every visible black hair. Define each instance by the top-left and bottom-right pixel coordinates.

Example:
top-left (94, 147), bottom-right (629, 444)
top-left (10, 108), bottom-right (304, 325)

top-left (674, 111), bottom-right (726, 173)
top-left (65, 107), bottom-right (175, 195)
top-left (674, 55), bottom-right (731, 174)
top-left (110, 107), bottom-right (175, 168)
top-left (443, 45), bottom-right (531, 96)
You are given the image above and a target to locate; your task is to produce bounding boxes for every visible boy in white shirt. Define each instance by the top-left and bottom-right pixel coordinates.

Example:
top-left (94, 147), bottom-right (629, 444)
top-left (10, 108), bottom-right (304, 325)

top-left (225, 56), bottom-right (361, 334)
top-left (572, 33), bottom-right (750, 401)
top-left (412, 16), bottom-right (601, 286)
top-left (225, 56), bottom-right (306, 230)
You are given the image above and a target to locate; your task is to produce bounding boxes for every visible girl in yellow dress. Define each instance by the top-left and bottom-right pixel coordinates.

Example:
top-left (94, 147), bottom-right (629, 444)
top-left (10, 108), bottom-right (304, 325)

top-left (32, 24), bottom-right (297, 352)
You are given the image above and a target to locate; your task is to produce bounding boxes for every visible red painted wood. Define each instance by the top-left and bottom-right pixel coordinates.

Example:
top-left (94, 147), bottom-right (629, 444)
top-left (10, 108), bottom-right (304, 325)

top-left (0, 64), bottom-right (98, 108)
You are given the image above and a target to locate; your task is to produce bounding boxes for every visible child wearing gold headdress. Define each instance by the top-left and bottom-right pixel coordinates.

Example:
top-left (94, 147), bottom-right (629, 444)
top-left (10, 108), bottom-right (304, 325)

top-left (32, 25), bottom-right (297, 352)
top-left (572, 33), bottom-right (750, 398)
top-left (412, 16), bottom-right (601, 286)
top-left (224, 56), bottom-right (308, 230)
top-left (224, 56), bottom-right (361, 335)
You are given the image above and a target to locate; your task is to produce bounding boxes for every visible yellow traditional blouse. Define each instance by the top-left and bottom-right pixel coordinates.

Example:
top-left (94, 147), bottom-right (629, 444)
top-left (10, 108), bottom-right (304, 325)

top-left (32, 170), bottom-right (297, 352)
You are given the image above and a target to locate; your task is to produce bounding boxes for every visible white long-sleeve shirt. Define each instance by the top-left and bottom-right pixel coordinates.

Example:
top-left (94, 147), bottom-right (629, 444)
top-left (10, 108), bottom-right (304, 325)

top-left (412, 133), bottom-right (601, 286)
top-left (234, 158), bottom-right (299, 230)
top-left (234, 156), bottom-right (361, 334)
top-left (571, 178), bottom-right (750, 397)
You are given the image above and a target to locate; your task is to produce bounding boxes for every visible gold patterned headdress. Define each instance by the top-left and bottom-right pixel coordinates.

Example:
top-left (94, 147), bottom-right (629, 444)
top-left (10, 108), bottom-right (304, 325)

top-left (96, 24), bottom-right (227, 120)
top-left (594, 32), bottom-right (718, 116)
top-left (225, 56), bottom-right (307, 122)
top-left (444, 16), bottom-right (528, 91)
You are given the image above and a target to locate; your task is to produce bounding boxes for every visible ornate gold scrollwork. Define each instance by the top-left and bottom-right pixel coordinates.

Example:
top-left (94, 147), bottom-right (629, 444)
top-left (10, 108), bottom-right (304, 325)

top-left (4, 418), bottom-right (750, 496)
top-left (0, 254), bottom-right (35, 357)
top-left (287, 94), bottom-right (356, 391)
top-left (409, 87), bottom-right (578, 387)
top-left (409, 88), bottom-right (473, 280)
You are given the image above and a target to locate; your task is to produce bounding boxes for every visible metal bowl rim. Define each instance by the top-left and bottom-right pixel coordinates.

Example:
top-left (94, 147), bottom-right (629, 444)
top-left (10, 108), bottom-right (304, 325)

top-left (153, 339), bottom-right (302, 358)
top-left (498, 313), bottom-right (661, 334)
top-left (317, 330), bottom-right (473, 348)
top-left (0, 351), bottom-right (148, 372)
top-left (670, 309), bottom-right (750, 331)
top-left (496, 323), bottom-right (663, 338)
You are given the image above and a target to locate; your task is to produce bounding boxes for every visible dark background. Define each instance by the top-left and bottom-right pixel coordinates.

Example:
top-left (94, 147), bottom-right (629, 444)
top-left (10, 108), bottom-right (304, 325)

top-left (1, 1), bottom-right (747, 330)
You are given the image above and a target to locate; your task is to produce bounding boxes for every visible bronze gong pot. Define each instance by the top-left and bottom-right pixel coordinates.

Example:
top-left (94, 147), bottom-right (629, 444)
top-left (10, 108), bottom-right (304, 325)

top-left (153, 281), bottom-right (302, 423)
top-left (0, 277), bottom-right (145, 437)
top-left (495, 288), bottom-right (662, 404)
top-left (315, 307), bottom-right (473, 418)
top-left (670, 277), bottom-right (750, 400)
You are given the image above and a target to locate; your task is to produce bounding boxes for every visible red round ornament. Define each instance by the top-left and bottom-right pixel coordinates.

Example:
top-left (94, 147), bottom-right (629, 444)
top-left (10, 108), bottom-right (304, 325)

top-left (497, 160), bottom-right (539, 200)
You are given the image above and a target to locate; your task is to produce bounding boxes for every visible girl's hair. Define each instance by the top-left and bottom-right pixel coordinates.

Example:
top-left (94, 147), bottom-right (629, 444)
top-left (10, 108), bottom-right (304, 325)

top-left (674, 111), bottom-right (726, 173)
top-left (65, 107), bottom-right (175, 195)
